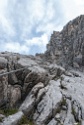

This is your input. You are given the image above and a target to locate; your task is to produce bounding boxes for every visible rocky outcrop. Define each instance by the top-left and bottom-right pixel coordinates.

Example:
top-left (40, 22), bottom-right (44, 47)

top-left (45, 15), bottom-right (84, 68)
top-left (0, 15), bottom-right (84, 125)
top-left (0, 51), bottom-right (84, 125)
top-left (0, 69), bottom-right (8, 108)
top-left (33, 80), bottom-right (62, 125)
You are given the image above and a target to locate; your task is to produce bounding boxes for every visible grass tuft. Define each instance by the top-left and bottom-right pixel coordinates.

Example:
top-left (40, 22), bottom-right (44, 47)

top-left (0, 108), bottom-right (18, 116)
top-left (19, 115), bottom-right (34, 125)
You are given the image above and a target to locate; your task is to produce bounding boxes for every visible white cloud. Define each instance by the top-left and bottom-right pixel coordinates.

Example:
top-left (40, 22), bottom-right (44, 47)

top-left (25, 34), bottom-right (48, 53)
top-left (0, 0), bottom-right (15, 36)
top-left (0, 0), bottom-right (84, 54)
top-left (1, 34), bottom-right (48, 55)
top-left (4, 42), bottom-right (29, 54)
top-left (73, 0), bottom-right (84, 5)
top-left (25, 34), bottom-right (48, 47)
top-left (61, 0), bottom-right (84, 23)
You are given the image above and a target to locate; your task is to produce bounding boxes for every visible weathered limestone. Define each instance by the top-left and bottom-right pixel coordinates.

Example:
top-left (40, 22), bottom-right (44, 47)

top-left (33, 80), bottom-right (62, 125)
top-left (18, 57), bottom-right (37, 67)
top-left (8, 85), bottom-right (21, 108)
top-left (0, 57), bottom-right (7, 69)
top-left (0, 70), bottom-right (8, 108)
top-left (19, 82), bottom-right (44, 115)
top-left (60, 70), bottom-right (84, 124)
top-left (0, 111), bottom-right (24, 125)
top-left (45, 15), bottom-right (84, 68)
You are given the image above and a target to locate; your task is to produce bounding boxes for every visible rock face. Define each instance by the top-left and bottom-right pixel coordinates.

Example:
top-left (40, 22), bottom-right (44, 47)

top-left (1, 111), bottom-right (24, 125)
top-left (33, 80), bottom-right (62, 125)
top-left (0, 69), bottom-right (8, 108)
top-left (0, 15), bottom-right (84, 125)
top-left (45, 15), bottom-right (84, 68)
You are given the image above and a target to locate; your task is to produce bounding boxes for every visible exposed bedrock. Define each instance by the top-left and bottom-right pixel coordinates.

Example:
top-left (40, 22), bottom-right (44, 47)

top-left (45, 15), bottom-right (84, 68)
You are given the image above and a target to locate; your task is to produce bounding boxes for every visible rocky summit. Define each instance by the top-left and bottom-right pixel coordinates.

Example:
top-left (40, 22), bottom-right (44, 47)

top-left (0, 15), bottom-right (84, 125)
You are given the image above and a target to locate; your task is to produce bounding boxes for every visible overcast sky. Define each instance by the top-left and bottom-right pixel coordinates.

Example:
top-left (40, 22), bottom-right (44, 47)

top-left (0, 0), bottom-right (84, 55)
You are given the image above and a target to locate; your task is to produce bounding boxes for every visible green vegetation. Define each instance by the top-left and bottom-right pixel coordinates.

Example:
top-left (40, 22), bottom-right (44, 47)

top-left (0, 109), bottom-right (34, 125)
top-left (19, 115), bottom-right (34, 125)
top-left (0, 108), bottom-right (18, 123)
top-left (77, 122), bottom-right (81, 125)
top-left (0, 108), bottom-right (18, 116)
top-left (74, 121), bottom-right (81, 125)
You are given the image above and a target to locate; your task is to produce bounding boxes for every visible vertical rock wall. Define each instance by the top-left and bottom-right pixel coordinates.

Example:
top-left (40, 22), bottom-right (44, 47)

top-left (45, 15), bottom-right (84, 68)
